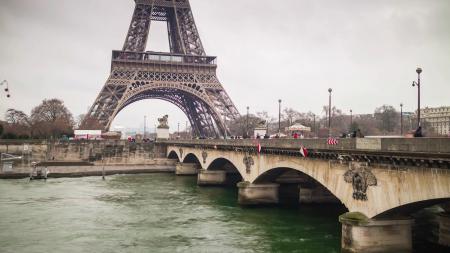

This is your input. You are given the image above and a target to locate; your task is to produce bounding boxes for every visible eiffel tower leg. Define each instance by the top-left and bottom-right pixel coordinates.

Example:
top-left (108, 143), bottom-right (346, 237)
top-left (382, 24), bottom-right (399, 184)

top-left (122, 4), bottom-right (153, 52)
top-left (87, 72), bottom-right (131, 130)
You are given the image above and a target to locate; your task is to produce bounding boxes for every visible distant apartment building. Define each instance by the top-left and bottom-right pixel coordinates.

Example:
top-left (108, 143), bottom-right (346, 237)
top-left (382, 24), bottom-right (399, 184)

top-left (421, 106), bottom-right (450, 136)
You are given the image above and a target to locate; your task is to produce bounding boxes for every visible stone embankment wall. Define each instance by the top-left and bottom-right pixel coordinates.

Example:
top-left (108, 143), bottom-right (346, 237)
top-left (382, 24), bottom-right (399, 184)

top-left (0, 140), bottom-right (168, 168)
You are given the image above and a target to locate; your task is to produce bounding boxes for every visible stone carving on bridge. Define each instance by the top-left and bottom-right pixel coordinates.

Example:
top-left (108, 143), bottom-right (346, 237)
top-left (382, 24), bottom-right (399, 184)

top-left (344, 165), bottom-right (377, 201)
top-left (157, 115), bottom-right (169, 129)
top-left (243, 155), bottom-right (254, 174)
top-left (202, 151), bottom-right (208, 164)
top-left (179, 148), bottom-right (183, 159)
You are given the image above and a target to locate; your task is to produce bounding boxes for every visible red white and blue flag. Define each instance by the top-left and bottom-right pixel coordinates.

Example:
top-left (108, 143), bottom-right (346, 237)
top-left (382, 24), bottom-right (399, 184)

top-left (327, 137), bottom-right (339, 145)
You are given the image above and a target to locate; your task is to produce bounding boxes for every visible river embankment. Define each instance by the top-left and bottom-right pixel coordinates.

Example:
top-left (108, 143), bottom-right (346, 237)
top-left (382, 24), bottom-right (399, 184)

top-left (0, 140), bottom-right (175, 179)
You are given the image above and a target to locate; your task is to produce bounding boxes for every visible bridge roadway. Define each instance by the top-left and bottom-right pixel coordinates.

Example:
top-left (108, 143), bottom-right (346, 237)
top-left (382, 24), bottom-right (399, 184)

top-left (162, 138), bottom-right (450, 253)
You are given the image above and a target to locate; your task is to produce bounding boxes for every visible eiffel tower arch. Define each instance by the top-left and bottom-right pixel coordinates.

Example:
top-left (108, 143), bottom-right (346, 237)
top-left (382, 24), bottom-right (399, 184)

top-left (86, 0), bottom-right (240, 137)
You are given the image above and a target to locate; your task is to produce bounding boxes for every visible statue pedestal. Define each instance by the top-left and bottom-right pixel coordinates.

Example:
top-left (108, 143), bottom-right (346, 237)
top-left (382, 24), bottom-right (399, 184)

top-left (254, 127), bottom-right (267, 138)
top-left (156, 127), bottom-right (169, 140)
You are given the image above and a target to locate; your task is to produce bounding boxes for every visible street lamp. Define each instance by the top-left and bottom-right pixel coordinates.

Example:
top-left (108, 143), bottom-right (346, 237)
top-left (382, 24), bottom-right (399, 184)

top-left (328, 88), bottom-right (332, 137)
top-left (278, 99), bottom-right (282, 134)
top-left (143, 115), bottom-right (147, 138)
top-left (313, 114), bottom-right (316, 137)
top-left (412, 67), bottom-right (422, 128)
top-left (400, 103), bottom-right (403, 135)
top-left (246, 106), bottom-right (250, 138)
top-left (0, 80), bottom-right (11, 98)
top-left (350, 109), bottom-right (353, 130)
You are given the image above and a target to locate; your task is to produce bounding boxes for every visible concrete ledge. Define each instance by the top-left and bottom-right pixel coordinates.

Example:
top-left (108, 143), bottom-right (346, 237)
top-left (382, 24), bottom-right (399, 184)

top-left (0, 165), bottom-right (175, 179)
top-left (197, 170), bottom-right (226, 186)
top-left (237, 182), bottom-right (279, 205)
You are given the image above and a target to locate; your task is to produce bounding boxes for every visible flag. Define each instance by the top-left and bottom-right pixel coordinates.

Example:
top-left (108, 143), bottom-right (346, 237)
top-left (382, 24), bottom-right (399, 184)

top-left (257, 143), bottom-right (261, 153)
top-left (300, 146), bottom-right (308, 157)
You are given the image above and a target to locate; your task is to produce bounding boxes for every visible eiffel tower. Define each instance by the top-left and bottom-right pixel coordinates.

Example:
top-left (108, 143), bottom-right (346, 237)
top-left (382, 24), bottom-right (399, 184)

top-left (86, 0), bottom-right (240, 137)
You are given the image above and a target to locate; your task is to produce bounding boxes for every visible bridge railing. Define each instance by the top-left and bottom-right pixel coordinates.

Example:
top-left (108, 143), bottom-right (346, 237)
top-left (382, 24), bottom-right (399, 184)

top-left (162, 138), bottom-right (450, 154)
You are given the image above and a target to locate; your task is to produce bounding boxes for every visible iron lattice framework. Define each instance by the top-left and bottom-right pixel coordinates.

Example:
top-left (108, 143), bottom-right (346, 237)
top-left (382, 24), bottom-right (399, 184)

top-left (86, 0), bottom-right (240, 137)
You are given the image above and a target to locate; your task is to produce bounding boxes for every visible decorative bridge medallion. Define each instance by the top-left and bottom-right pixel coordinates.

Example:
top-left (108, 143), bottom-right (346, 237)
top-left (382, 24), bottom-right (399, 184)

top-left (344, 165), bottom-right (377, 201)
top-left (243, 156), bottom-right (254, 174)
top-left (202, 151), bottom-right (208, 164)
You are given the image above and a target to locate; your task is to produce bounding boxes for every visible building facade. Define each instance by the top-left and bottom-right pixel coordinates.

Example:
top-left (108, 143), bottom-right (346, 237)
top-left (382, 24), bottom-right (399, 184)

top-left (421, 107), bottom-right (450, 136)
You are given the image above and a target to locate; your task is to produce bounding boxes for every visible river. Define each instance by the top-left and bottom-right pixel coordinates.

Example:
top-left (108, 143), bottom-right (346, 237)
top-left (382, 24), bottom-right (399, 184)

top-left (0, 173), bottom-right (347, 253)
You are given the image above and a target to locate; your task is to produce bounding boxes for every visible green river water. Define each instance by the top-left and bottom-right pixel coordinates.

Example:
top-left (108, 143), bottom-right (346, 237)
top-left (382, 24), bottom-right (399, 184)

top-left (0, 173), bottom-right (346, 253)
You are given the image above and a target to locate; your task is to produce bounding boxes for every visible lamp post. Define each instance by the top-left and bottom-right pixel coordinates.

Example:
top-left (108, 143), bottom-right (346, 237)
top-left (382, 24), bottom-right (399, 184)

top-left (400, 103), bottom-right (403, 135)
top-left (278, 99), bottom-right (282, 134)
top-left (313, 114), bottom-right (316, 137)
top-left (246, 106), bottom-right (250, 138)
top-left (350, 109), bottom-right (353, 130)
top-left (143, 115), bottom-right (147, 138)
top-left (0, 80), bottom-right (11, 98)
top-left (177, 122), bottom-right (180, 138)
top-left (412, 67), bottom-right (422, 128)
top-left (328, 88), bottom-right (332, 137)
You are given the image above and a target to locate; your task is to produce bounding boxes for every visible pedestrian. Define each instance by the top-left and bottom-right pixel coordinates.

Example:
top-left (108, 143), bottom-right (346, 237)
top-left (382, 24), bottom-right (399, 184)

top-left (357, 129), bottom-right (364, 138)
top-left (413, 126), bottom-right (423, 138)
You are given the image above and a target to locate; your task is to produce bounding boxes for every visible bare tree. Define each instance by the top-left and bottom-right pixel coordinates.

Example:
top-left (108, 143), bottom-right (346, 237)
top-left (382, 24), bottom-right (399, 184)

top-left (374, 105), bottom-right (399, 134)
top-left (30, 99), bottom-right (74, 138)
top-left (5, 109), bottom-right (29, 125)
top-left (3, 109), bottom-right (32, 138)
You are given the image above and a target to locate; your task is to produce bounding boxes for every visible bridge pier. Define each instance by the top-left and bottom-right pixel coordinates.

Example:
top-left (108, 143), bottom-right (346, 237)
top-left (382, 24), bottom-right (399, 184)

top-left (439, 213), bottom-right (450, 247)
top-left (197, 170), bottom-right (226, 186)
top-left (237, 182), bottom-right (279, 205)
top-left (340, 213), bottom-right (413, 253)
top-left (175, 163), bottom-right (199, 176)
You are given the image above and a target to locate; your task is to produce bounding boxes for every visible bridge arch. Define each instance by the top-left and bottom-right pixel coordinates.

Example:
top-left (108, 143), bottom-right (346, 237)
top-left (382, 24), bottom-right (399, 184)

top-left (207, 158), bottom-right (239, 172)
top-left (167, 150), bottom-right (180, 162)
top-left (254, 167), bottom-right (343, 206)
top-left (115, 86), bottom-right (225, 137)
top-left (374, 198), bottom-right (450, 219)
top-left (182, 153), bottom-right (201, 164)
top-left (206, 157), bottom-right (243, 184)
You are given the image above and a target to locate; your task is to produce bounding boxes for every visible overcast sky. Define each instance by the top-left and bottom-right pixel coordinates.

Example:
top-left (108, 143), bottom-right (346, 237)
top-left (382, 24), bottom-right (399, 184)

top-left (1, 0), bottom-right (449, 132)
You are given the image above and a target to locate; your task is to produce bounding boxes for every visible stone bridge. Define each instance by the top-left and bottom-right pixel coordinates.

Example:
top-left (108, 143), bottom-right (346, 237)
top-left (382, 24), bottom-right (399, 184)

top-left (164, 138), bottom-right (450, 253)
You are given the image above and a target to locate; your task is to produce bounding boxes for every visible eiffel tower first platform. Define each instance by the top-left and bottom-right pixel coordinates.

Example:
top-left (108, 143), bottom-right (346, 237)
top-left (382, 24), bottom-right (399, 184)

top-left (86, 0), bottom-right (240, 137)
